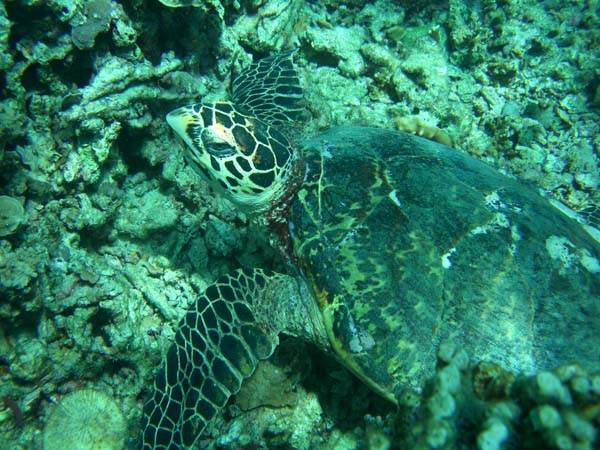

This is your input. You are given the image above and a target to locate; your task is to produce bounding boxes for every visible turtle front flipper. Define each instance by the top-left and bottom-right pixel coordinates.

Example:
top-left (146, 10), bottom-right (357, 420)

top-left (232, 50), bottom-right (304, 125)
top-left (141, 268), bottom-right (328, 450)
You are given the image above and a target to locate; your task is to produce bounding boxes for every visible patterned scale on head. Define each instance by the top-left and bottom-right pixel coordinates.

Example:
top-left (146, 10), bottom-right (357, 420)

top-left (166, 52), bottom-right (304, 216)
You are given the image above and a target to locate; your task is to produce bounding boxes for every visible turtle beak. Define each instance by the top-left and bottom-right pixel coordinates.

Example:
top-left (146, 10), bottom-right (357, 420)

top-left (166, 105), bottom-right (207, 155)
top-left (166, 106), bottom-right (193, 142)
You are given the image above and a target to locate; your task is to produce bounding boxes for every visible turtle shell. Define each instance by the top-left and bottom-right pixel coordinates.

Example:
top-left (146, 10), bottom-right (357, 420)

top-left (289, 125), bottom-right (600, 400)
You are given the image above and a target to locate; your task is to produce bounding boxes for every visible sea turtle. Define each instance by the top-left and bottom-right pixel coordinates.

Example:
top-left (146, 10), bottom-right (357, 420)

top-left (141, 52), bottom-right (600, 449)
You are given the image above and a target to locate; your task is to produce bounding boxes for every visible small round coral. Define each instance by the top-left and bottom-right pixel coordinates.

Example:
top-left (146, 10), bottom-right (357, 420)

top-left (0, 195), bottom-right (24, 237)
top-left (43, 389), bottom-right (126, 450)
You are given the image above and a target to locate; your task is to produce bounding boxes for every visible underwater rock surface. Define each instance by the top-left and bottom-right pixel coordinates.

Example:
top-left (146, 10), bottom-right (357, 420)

top-left (0, 0), bottom-right (599, 449)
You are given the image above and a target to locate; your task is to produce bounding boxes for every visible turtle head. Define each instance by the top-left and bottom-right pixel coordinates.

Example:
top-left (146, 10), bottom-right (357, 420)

top-left (167, 101), bottom-right (304, 215)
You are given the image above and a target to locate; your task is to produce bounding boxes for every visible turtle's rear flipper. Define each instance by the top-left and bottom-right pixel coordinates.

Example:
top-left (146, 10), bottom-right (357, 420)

top-left (141, 268), bottom-right (326, 450)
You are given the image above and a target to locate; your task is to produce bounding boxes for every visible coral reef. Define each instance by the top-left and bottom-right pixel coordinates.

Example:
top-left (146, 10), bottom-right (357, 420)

top-left (0, 0), bottom-right (598, 448)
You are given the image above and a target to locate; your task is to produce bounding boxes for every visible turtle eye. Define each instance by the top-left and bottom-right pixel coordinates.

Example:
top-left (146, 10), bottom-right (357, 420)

top-left (205, 141), bottom-right (237, 157)
top-left (201, 127), bottom-right (237, 157)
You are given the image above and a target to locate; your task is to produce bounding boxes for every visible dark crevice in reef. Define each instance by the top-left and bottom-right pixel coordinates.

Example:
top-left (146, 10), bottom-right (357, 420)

top-left (121, 0), bottom-right (222, 67)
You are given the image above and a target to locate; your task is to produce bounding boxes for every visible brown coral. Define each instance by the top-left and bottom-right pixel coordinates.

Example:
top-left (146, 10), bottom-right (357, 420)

top-left (393, 115), bottom-right (454, 147)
